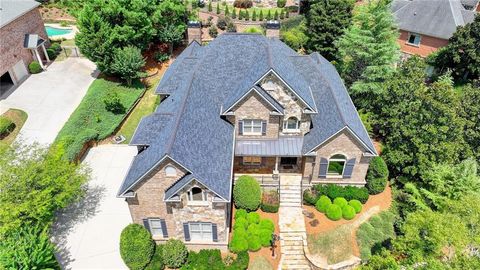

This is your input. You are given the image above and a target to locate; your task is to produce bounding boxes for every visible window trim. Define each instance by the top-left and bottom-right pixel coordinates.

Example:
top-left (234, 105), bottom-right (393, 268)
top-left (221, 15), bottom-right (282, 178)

top-left (327, 154), bottom-right (347, 177)
top-left (406, 32), bottom-right (421, 47)
top-left (187, 186), bottom-right (208, 206)
top-left (243, 156), bottom-right (262, 166)
top-left (242, 119), bottom-right (263, 135)
top-left (283, 116), bottom-right (300, 133)
top-left (189, 222), bottom-right (213, 242)
top-left (148, 218), bottom-right (164, 237)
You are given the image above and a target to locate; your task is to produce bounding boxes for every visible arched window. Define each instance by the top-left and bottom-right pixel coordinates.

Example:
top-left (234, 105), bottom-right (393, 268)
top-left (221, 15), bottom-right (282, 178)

top-left (283, 117), bottom-right (300, 131)
top-left (327, 154), bottom-right (346, 176)
top-left (165, 165), bottom-right (177, 176)
top-left (188, 187), bottom-right (206, 201)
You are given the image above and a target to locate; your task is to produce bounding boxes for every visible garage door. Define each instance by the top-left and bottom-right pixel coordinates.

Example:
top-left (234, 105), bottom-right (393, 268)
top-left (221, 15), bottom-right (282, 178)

top-left (12, 60), bottom-right (28, 83)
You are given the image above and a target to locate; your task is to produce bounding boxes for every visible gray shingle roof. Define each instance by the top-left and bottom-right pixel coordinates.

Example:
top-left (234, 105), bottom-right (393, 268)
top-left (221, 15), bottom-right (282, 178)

top-left (0, 0), bottom-right (40, 28)
top-left (392, 0), bottom-right (476, 39)
top-left (118, 34), bottom-right (376, 200)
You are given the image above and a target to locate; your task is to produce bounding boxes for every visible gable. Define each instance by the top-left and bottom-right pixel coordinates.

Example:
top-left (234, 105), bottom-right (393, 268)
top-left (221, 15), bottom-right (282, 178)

top-left (259, 73), bottom-right (306, 118)
top-left (307, 127), bottom-right (372, 155)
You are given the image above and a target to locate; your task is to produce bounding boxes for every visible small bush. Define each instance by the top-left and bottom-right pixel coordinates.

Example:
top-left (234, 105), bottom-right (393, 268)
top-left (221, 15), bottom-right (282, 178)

top-left (349, 200), bottom-right (363, 213)
top-left (303, 189), bottom-right (318, 205)
top-left (231, 251), bottom-right (249, 269)
top-left (229, 234), bottom-right (249, 253)
top-left (233, 0), bottom-right (252, 8)
top-left (144, 244), bottom-right (164, 270)
top-left (120, 224), bottom-right (154, 270)
top-left (209, 25), bottom-right (218, 38)
top-left (259, 219), bottom-right (275, 232)
top-left (29, 61), bottom-right (42, 74)
top-left (315, 195), bottom-right (331, 213)
top-left (247, 235), bottom-right (262, 251)
top-left (315, 184), bottom-right (369, 203)
top-left (217, 17), bottom-right (228, 30)
top-left (247, 212), bottom-right (260, 224)
top-left (234, 226), bottom-right (247, 238)
top-left (50, 42), bottom-right (61, 52)
top-left (182, 249), bottom-right (224, 269)
top-left (366, 157), bottom-right (389, 195)
top-left (258, 229), bottom-right (273, 247)
top-left (277, 0), bottom-right (286, 8)
top-left (47, 48), bottom-right (57, 60)
top-left (234, 217), bottom-right (248, 230)
top-left (103, 91), bottom-right (126, 114)
top-left (261, 190), bottom-right (279, 213)
top-left (162, 239), bottom-right (188, 268)
top-left (247, 223), bottom-right (260, 236)
top-left (342, 205), bottom-right (356, 220)
top-left (235, 209), bottom-right (248, 219)
top-left (233, 175), bottom-right (261, 211)
top-left (226, 21), bottom-right (237, 33)
top-left (326, 204), bottom-right (342, 221)
top-left (154, 52), bottom-right (170, 63)
top-left (333, 197), bottom-right (348, 208)
top-left (0, 117), bottom-right (15, 136)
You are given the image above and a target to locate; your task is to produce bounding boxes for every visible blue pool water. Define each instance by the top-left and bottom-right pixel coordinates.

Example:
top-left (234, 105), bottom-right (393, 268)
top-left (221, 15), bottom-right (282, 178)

top-left (45, 26), bottom-right (72, 37)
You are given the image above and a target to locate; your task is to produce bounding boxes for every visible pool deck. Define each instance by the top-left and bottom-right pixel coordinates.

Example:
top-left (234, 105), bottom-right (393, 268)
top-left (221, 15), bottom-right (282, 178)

top-left (45, 23), bottom-right (77, 40)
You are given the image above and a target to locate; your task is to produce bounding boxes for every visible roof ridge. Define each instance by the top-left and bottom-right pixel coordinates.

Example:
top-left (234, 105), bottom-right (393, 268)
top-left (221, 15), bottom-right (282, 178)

top-left (449, 0), bottom-right (465, 25)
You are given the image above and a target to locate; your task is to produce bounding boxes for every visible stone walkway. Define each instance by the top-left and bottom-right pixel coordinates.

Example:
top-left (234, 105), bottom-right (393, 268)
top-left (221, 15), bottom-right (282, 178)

top-left (278, 175), bottom-right (311, 270)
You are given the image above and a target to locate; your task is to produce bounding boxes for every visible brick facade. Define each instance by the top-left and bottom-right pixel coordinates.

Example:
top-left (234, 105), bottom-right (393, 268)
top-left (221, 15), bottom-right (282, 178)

top-left (0, 8), bottom-right (48, 82)
top-left (397, 30), bottom-right (449, 58)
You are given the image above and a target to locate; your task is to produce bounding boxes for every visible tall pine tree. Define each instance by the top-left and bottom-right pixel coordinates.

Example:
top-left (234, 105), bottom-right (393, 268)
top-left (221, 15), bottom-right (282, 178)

top-left (336, 0), bottom-right (400, 111)
top-left (305, 0), bottom-right (354, 62)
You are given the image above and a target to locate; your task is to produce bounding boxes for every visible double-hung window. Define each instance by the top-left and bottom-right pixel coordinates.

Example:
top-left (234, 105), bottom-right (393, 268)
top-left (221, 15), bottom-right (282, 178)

top-left (407, 33), bottom-right (421, 46)
top-left (148, 219), bottom-right (164, 236)
top-left (189, 223), bottom-right (212, 241)
top-left (243, 119), bottom-right (263, 135)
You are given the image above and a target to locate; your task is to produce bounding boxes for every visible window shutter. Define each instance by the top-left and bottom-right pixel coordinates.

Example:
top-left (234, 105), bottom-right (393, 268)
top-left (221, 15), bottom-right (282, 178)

top-left (212, 223), bottom-right (218, 242)
top-left (238, 121), bottom-right (243, 135)
top-left (261, 120), bottom-right (267, 136)
top-left (143, 219), bottom-right (151, 234)
top-left (160, 219), bottom-right (168, 238)
top-left (318, 158), bottom-right (328, 178)
top-left (183, 223), bottom-right (190, 241)
top-left (343, 158), bottom-right (356, 178)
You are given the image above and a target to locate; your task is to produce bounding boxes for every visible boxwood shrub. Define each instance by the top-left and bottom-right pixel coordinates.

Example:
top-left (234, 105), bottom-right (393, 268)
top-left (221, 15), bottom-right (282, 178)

top-left (366, 156), bottom-right (389, 195)
top-left (315, 184), bottom-right (369, 203)
top-left (234, 217), bottom-right (248, 230)
top-left (144, 244), bottom-right (164, 270)
top-left (349, 200), bottom-right (363, 213)
top-left (342, 205), bottom-right (356, 220)
top-left (259, 219), bottom-right (275, 231)
top-left (247, 212), bottom-right (260, 224)
top-left (162, 239), bottom-right (188, 268)
top-left (233, 175), bottom-right (261, 211)
top-left (182, 249), bottom-right (249, 269)
top-left (28, 61), bottom-right (42, 74)
top-left (235, 209), bottom-right (248, 219)
top-left (247, 235), bottom-right (262, 251)
top-left (259, 229), bottom-right (273, 247)
top-left (229, 234), bottom-right (249, 253)
top-left (120, 224), bottom-right (154, 270)
top-left (333, 197), bottom-right (348, 208)
top-left (261, 190), bottom-right (279, 213)
top-left (247, 223), bottom-right (260, 236)
top-left (326, 204), bottom-right (342, 221)
top-left (315, 195), bottom-right (331, 213)
top-left (303, 189), bottom-right (318, 205)
top-left (0, 117), bottom-right (15, 136)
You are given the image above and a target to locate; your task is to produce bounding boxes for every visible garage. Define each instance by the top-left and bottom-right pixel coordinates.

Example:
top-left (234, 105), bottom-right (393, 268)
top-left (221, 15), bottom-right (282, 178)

top-left (0, 71), bottom-right (15, 97)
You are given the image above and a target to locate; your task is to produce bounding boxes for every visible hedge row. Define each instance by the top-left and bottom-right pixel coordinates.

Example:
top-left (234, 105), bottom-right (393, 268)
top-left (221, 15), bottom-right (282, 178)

top-left (315, 196), bottom-right (363, 221)
top-left (181, 249), bottom-right (249, 270)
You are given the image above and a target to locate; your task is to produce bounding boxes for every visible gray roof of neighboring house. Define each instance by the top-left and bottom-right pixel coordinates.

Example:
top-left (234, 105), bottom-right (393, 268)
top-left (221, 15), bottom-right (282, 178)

top-left (236, 137), bottom-right (304, 157)
top-left (392, 0), bottom-right (476, 39)
top-left (0, 0), bottom-right (40, 28)
top-left (118, 34), bottom-right (376, 200)
top-left (461, 0), bottom-right (479, 9)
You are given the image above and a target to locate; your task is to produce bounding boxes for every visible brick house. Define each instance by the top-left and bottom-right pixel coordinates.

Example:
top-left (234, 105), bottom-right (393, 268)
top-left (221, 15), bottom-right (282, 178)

top-left (117, 34), bottom-right (377, 249)
top-left (0, 0), bottom-right (49, 96)
top-left (392, 0), bottom-right (477, 57)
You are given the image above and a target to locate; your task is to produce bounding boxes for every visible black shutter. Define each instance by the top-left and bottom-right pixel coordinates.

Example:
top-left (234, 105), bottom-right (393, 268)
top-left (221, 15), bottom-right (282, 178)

top-left (261, 120), bottom-right (267, 136)
top-left (160, 219), bottom-right (168, 238)
top-left (343, 158), bottom-right (356, 178)
top-left (183, 223), bottom-right (190, 241)
top-left (143, 219), bottom-right (151, 234)
top-left (212, 223), bottom-right (218, 242)
top-left (318, 158), bottom-right (328, 178)
top-left (238, 120), bottom-right (243, 135)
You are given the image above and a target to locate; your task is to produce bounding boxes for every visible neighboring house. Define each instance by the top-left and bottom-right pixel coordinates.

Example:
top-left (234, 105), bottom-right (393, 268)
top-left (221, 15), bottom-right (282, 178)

top-left (0, 0), bottom-right (50, 97)
top-left (392, 0), bottom-right (477, 57)
top-left (117, 33), bottom-right (376, 249)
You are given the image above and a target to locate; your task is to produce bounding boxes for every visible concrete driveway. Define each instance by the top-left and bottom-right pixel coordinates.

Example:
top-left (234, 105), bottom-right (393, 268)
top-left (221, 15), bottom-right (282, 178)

top-left (0, 57), bottom-right (97, 145)
top-left (52, 145), bottom-right (137, 270)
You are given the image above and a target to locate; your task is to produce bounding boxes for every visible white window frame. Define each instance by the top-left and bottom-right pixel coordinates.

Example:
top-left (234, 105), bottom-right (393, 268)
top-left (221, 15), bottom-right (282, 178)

top-left (187, 186), bottom-right (208, 205)
top-left (189, 222), bottom-right (213, 241)
top-left (406, 32), bottom-right (421, 46)
top-left (148, 218), bottom-right (164, 237)
top-left (283, 117), bottom-right (300, 133)
top-left (243, 119), bottom-right (263, 135)
top-left (165, 165), bottom-right (177, 177)
top-left (243, 156), bottom-right (262, 166)
top-left (327, 154), bottom-right (346, 177)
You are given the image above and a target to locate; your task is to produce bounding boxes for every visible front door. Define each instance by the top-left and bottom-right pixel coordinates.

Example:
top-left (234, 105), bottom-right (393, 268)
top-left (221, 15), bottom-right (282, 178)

top-left (280, 157), bottom-right (297, 170)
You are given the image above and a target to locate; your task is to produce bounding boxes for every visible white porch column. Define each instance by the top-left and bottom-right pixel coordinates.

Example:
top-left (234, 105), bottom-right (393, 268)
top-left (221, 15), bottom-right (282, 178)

top-left (41, 43), bottom-right (50, 62)
top-left (33, 49), bottom-right (46, 70)
top-left (274, 156), bottom-right (279, 172)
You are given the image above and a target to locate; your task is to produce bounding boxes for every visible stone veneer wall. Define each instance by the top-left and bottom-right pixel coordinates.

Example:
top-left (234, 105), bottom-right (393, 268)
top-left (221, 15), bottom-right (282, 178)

top-left (0, 8), bottom-right (48, 79)
top-left (126, 159), bottom-right (228, 247)
top-left (308, 130), bottom-right (371, 186)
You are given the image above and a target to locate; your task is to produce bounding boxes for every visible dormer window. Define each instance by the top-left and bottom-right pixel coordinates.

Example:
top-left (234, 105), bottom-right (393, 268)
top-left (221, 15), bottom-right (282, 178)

top-left (407, 33), bottom-right (421, 46)
top-left (165, 165), bottom-right (177, 176)
top-left (188, 187), bottom-right (207, 202)
top-left (283, 117), bottom-right (300, 132)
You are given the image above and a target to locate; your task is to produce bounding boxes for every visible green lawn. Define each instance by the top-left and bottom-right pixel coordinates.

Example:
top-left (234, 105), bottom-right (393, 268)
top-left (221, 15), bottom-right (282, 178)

top-left (55, 78), bottom-right (144, 160)
top-left (356, 211), bottom-right (395, 259)
top-left (0, 109), bottom-right (28, 146)
top-left (307, 225), bottom-right (353, 264)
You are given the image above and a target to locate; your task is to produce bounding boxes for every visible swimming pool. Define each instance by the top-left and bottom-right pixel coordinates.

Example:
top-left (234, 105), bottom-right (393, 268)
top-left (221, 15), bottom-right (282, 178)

top-left (45, 26), bottom-right (73, 37)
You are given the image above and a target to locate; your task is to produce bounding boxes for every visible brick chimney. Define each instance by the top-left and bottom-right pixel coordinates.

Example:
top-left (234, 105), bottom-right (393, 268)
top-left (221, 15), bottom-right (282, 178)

top-left (266, 20), bottom-right (280, 39)
top-left (187, 21), bottom-right (202, 44)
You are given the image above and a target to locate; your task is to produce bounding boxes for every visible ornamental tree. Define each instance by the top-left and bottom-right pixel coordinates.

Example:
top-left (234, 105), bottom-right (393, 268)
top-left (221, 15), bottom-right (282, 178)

top-left (110, 46), bottom-right (146, 86)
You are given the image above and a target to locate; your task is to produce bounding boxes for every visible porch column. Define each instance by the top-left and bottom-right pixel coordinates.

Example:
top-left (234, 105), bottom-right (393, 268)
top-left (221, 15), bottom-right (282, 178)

top-left (33, 48), bottom-right (46, 70)
top-left (274, 157), bottom-right (279, 172)
top-left (41, 43), bottom-right (50, 62)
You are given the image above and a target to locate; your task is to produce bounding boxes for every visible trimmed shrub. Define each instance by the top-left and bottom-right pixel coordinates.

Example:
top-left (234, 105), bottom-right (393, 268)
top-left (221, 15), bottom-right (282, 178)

top-left (326, 204), bottom-right (342, 221)
top-left (349, 200), bottom-right (363, 213)
top-left (0, 117), bottom-right (15, 136)
top-left (217, 17), bottom-right (228, 30)
top-left (209, 25), bottom-right (218, 38)
top-left (247, 223), bottom-right (260, 236)
top-left (259, 229), bottom-right (273, 247)
top-left (47, 48), bottom-right (57, 60)
top-left (234, 226), bottom-right (247, 238)
top-left (29, 61), bottom-right (42, 74)
top-left (234, 217), bottom-right (248, 230)
top-left (315, 184), bottom-right (369, 203)
top-left (233, 175), bottom-right (261, 211)
top-left (303, 189), bottom-right (318, 205)
top-left (277, 0), bottom-right (286, 8)
top-left (182, 249), bottom-right (224, 269)
top-left (259, 219), bottom-right (275, 232)
top-left (233, 0), bottom-right (253, 8)
top-left (342, 205), bottom-right (356, 220)
top-left (103, 91), bottom-right (125, 114)
top-left (229, 234), bottom-right (249, 253)
top-left (120, 224), bottom-right (154, 270)
top-left (231, 251), bottom-right (249, 269)
top-left (366, 156), bottom-right (389, 195)
top-left (247, 212), bottom-right (260, 224)
top-left (235, 209), bottom-right (248, 219)
top-left (333, 197), bottom-right (348, 208)
top-left (144, 244), bottom-right (164, 270)
top-left (261, 191), bottom-right (279, 212)
top-left (315, 195), bottom-right (331, 213)
top-left (154, 52), bottom-right (169, 63)
top-left (247, 235), bottom-right (262, 251)
top-left (162, 239), bottom-right (188, 268)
